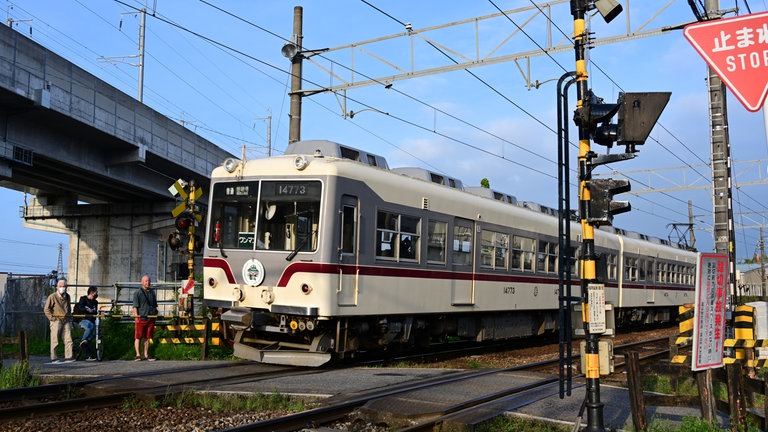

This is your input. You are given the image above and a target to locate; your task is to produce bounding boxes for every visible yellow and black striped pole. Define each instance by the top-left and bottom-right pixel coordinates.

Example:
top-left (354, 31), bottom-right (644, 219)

top-left (572, 1), bottom-right (604, 430)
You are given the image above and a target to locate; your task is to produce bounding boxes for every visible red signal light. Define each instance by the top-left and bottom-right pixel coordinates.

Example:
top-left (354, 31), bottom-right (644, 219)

top-left (175, 214), bottom-right (193, 231)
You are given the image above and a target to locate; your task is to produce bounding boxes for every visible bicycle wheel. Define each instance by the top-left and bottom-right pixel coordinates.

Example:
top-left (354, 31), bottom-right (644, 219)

top-left (96, 339), bottom-right (104, 361)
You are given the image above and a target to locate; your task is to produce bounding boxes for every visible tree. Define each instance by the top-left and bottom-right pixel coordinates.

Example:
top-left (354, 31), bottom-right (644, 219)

top-left (480, 178), bottom-right (490, 189)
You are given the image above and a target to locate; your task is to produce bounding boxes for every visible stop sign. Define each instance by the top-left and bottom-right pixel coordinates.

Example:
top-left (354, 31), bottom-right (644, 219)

top-left (684, 12), bottom-right (768, 112)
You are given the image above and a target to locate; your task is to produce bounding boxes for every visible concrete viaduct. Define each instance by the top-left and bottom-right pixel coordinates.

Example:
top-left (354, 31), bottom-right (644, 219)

top-left (0, 23), bottom-right (235, 286)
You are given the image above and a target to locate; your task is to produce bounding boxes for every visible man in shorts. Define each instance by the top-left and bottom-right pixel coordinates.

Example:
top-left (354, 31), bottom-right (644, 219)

top-left (133, 274), bottom-right (158, 361)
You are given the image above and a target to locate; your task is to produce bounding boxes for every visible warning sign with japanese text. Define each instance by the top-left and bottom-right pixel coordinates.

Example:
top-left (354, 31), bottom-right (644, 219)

top-left (692, 253), bottom-right (728, 371)
top-left (684, 12), bottom-right (768, 112)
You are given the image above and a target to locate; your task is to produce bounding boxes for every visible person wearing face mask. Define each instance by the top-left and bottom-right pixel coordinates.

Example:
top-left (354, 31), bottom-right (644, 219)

top-left (74, 286), bottom-right (99, 361)
top-left (43, 279), bottom-right (74, 363)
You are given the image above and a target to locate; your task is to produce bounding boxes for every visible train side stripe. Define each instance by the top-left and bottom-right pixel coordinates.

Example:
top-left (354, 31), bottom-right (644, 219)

top-left (204, 258), bottom-right (237, 284)
top-left (275, 262), bottom-right (695, 292)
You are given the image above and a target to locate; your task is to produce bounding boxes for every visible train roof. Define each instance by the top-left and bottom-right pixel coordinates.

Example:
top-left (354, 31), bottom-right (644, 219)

top-left (285, 140), bottom-right (389, 169)
top-left (464, 187), bottom-right (518, 204)
top-left (217, 140), bottom-right (693, 255)
top-left (392, 167), bottom-right (464, 190)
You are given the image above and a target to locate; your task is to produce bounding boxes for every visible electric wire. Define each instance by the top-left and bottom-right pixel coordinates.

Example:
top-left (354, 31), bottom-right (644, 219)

top-left (356, 0), bottom-right (720, 235)
top-left (7, 1), bottom-right (767, 256)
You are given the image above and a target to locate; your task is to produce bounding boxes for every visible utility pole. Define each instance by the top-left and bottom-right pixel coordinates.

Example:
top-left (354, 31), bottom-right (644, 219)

top-left (101, 8), bottom-right (147, 102)
top-left (703, 0), bottom-right (737, 309)
top-left (256, 115), bottom-right (272, 156)
top-left (287, 6), bottom-right (303, 144)
top-left (760, 227), bottom-right (766, 300)
top-left (137, 8), bottom-right (145, 103)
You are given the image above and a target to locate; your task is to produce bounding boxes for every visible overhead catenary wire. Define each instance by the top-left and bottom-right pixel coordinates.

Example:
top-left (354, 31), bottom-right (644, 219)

top-left (8, 1), bottom-right (765, 254)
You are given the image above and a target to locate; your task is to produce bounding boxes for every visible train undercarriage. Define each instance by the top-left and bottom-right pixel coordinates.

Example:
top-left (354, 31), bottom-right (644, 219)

top-left (219, 305), bottom-right (677, 367)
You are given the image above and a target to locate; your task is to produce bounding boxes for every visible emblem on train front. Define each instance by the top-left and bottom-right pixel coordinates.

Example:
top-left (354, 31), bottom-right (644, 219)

top-left (242, 259), bottom-right (266, 287)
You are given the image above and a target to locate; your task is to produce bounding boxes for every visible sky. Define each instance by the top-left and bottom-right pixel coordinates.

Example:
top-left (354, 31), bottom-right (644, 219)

top-left (2, 0), bottom-right (767, 275)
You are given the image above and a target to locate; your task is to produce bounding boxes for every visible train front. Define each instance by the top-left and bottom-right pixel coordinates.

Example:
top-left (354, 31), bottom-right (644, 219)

top-left (202, 155), bottom-right (335, 367)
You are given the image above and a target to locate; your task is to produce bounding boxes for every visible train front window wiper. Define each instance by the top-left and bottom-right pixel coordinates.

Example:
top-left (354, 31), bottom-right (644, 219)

top-left (285, 234), bottom-right (309, 261)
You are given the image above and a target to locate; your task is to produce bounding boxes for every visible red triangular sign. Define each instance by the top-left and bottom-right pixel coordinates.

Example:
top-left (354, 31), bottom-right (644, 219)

top-left (684, 12), bottom-right (768, 112)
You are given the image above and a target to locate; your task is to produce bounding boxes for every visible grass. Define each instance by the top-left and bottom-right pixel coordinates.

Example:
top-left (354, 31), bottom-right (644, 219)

top-left (474, 414), bottom-right (740, 432)
top-left (164, 390), bottom-right (306, 412)
top-left (0, 361), bottom-right (40, 389)
top-left (475, 415), bottom-right (570, 431)
top-left (121, 389), bottom-right (307, 413)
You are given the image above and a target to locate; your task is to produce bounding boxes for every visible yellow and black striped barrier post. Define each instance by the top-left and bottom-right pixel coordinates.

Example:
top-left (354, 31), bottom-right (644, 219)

top-left (724, 305), bottom-right (755, 368)
top-left (671, 304), bottom-right (695, 364)
top-left (156, 320), bottom-right (222, 345)
top-left (154, 317), bottom-right (225, 360)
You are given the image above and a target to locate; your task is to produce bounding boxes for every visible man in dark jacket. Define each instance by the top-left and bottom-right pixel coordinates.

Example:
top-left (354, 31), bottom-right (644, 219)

top-left (75, 286), bottom-right (99, 361)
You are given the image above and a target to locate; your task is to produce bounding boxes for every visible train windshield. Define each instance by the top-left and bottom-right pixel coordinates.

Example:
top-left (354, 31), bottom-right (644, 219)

top-left (208, 180), bottom-right (321, 253)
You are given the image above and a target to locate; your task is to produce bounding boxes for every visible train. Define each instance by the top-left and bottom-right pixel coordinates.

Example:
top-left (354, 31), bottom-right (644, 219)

top-left (202, 139), bottom-right (698, 366)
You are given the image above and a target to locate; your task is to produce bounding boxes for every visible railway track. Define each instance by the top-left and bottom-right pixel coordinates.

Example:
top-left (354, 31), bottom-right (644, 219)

top-left (0, 331), bottom-right (674, 431)
top-left (220, 333), bottom-right (674, 431)
top-left (0, 362), bottom-right (307, 421)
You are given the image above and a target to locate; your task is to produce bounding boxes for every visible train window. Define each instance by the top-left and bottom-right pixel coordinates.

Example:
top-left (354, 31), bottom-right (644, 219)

top-left (209, 180), bottom-right (321, 252)
top-left (376, 211), bottom-right (420, 262)
top-left (511, 235), bottom-right (535, 272)
top-left (569, 247), bottom-right (579, 277)
top-left (427, 221), bottom-right (447, 264)
top-left (624, 257), bottom-right (638, 281)
top-left (480, 230), bottom-right (508, 270)
top-left (638, 259), bottom-right (646, 281)
top-left (536, 241), bottom-right (558, 274)
top-left (340, 205), bottom-right (356, 254)
top-left (657, 262), bottom-right (667, 283)
top-left (606, 254), bottom-right (617, 281)
top-left (645, 261), bottom-right (654, 282)
top-left (452, 224), bottom-right (473, 266)
top-left (209, 181), bottom-right (260, 249)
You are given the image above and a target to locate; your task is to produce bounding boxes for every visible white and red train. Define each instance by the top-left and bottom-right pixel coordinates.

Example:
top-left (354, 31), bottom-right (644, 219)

top-left (202, 140), bottom-right (697, 366)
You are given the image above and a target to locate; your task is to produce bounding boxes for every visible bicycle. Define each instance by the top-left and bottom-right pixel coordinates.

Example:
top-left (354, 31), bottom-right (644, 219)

top-left (74, 310), bottom-right (108, 361)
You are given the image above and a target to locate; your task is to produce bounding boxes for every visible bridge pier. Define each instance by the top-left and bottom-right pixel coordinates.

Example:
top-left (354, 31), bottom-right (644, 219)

top-left (22, 197), bottom-right (194, 285)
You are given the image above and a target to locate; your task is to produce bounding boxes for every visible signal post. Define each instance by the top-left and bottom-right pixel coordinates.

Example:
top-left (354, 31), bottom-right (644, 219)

top-left (568, 1), bottom-right (670, 430)
top-left (168, 179), bottom-right (203, 319)
top-left (570, 2), bottom-right (604, 429)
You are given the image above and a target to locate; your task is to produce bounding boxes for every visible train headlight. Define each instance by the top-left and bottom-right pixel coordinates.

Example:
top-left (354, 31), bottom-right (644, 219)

top-left (293, 155), bottom-right (309, 170)
top-left (223, 158), bottom-right (240, 173)
top-left (207, 277), bottom-right (217, 288)
top-left (301, 283), bottom-right (312, 294)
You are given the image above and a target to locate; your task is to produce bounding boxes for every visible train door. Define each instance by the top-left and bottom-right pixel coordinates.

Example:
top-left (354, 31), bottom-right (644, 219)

top-left (338, 195), bottom-right (358, 306)
top-left (451, 218), bottom-right (475, 305)
top-left (645, 258), bottom-right (656, 303)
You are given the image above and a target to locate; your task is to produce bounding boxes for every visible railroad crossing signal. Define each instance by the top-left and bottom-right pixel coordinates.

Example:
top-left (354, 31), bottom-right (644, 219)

top-left (169, 178), bottom-right (203, 218)
top-left (588, 178), bottom-right (631, 227)
top-left (684, 11), bottom-right (768, 112)
top-left (575, 91), bottom-right (671, 153)
top-left (167, 179), bottom-right (203, 254)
